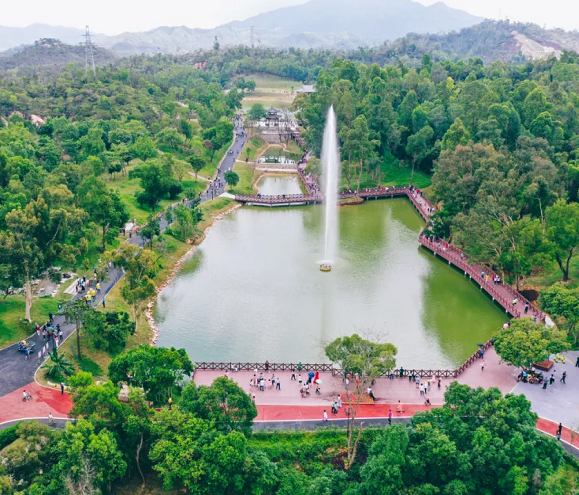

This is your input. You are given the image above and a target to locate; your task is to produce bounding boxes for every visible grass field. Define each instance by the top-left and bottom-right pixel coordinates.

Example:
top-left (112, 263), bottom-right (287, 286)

top-left (0, 291), bottom-right (74, 347)
top-left (241, 137), bottom-right (269, 162)
top-left (245, 74), bottom-right (300, 91)
top-left (242, 74), bottom-right (301, 112)
top-left (337, 153), bottom-right (432, 191)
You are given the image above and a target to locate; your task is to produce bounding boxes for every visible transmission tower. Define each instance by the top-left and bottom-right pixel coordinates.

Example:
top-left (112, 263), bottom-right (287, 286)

top-left (84, 25), bottom-right (96, 78)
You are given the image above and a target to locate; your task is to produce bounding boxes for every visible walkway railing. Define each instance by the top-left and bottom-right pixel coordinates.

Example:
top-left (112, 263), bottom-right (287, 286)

top-left (192, 342), bottom-right (492, 379)
top-left (235, 194), bottom-right (322, 204)
top-left (194, 362), bottom-right (333, 372)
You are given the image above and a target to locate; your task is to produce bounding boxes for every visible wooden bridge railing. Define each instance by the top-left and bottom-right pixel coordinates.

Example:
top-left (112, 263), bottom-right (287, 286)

top-left (193, 362), bottom-right (333, 372)
top-left (235, 194), bottom-right (323, 204)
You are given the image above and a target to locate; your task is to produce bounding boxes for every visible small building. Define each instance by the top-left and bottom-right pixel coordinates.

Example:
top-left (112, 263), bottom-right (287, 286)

top-left (266, 107), bottom-right (281, 127)
top-left (297, 84), bottom-right (316, 95)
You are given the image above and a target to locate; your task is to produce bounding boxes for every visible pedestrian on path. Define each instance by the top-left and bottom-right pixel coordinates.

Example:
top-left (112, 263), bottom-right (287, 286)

top-left (481, 360), bottom-right (485, 371)
top-left (60, 382), bottom-right (64, 395)
top-left (48, 413), bottom-right (54, 426)
top-left (388, 409), bottom-right (392, 425)
top-left (291, 369), bottom-right (296, 380)
top-left (337, 395), bottom-right (342, 408)
top-left (557, 423), bottom-right (563, 440)
top-left (550, 374), bottom-right (555, 386)
top-left (367, 387), bottom-right (376, 401)
top-left (323, 410), bottom-right (328, 422)
top-left (561, 371), bottom-right (566, 384)
top-left (397, 400), bottom-right (404, 414)
top-left (576, 356), bottom-right (579, 367)
top-left (276, 378), bottom-right (281, 390)
top-left (102, 298), bottom-right (106, 308)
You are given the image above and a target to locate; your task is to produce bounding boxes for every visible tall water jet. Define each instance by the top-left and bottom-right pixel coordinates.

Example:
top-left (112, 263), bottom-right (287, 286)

top-left (321, 106), bottom-right (340, 265)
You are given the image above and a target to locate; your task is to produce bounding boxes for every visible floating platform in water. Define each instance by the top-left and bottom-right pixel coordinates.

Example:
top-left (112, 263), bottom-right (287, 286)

top-left (320, 265), bottom-right (332, 272)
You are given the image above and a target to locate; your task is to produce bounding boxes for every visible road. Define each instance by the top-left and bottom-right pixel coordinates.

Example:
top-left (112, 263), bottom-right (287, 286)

top-left (0, 116), bottom-right (247, 397)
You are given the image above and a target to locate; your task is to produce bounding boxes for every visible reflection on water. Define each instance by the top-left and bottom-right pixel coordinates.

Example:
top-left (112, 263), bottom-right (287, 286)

top-left (256, 175), bottom-right (302, 196)
top-left (155, 179), bottom-right (506, 368)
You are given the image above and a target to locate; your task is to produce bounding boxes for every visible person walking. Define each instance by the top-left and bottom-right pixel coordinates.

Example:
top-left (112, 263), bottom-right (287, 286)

top-left (102, 298), bottom-right (106, 308)
top-left (337, 395), bottom-right (342, 408)
top-left (481, 360), bottom-right (485, 371)
top-left (60, 382), bottom-right (65, 395)
top-left (48, 413), bottom-right (54, 427)
top-left (291, 369), bottom-right (296, 380)
top-left (550, 374), bottom-right (555, 386)
top-left (576, 356), bottom-right (579, 368)
top-left (323, 410), bottom-right (328, 422)
top-left (276, 378), bottom-right (281, 390)
top-left (397, 400), bottom-right (404, 414)
top-left (168, 397), bottom-right (173, 410)
top-left (556, 423), bottom-right (563, 440)
top-left (388, 409), bottom-right (392, 425)
top-left (560, 371), bottom-right (567, 384)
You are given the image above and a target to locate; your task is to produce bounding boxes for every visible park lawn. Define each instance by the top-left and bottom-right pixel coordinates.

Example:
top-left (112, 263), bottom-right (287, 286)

top-left (108, 169), bottom-right (207, 225)
top-left (242, 94), bottom-right (295, 112)
top-left (0, 292), bottom-right (73, 347)
top-left (229, 162), bottom-right (260, 195)
top-left (524, 254), bottom-right (579, 290)
top-left (245, 73), bottom-right (300, 92)
top-left (242, 137), bottom-right (269, 162)
top-left (339, 154), bottom-right (432, 191)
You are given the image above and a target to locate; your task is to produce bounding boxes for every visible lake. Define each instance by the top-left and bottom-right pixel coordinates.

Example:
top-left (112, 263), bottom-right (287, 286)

top-left (155, 176), bottom-right (506, 369)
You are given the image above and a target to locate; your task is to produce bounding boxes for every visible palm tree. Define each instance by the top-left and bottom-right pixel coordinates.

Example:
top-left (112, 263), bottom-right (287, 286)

top-left (42, 348), bottom-right (75, 381)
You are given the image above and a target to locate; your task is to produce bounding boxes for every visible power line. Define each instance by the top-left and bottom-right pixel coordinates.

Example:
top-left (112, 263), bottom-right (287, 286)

top-left (84, 25), bottom-right (96, 78)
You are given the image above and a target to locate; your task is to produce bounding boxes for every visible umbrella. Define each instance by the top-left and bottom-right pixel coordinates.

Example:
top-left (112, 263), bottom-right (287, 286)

top-left (477, 343), bottom-right (484, 347)
top-left (315, 379), bottom-right (323, 385)
top-left (308, 371), bottom-right (315, 378)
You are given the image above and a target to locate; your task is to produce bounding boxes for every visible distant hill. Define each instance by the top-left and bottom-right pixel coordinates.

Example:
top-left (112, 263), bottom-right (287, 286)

top-left (0, 24), bottom-right (106, 52)
top-left (366, 20), bottom-right (578, 65)
top-left (0, 38), bottom-right (116, 71)
top-left (225, 0), bottom-right (483, 45)
top-left (0, 0), bottom-right (482, 55)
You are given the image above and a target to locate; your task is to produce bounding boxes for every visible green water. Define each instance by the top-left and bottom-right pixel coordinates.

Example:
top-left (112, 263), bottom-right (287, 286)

top-left (255, 175), bottom-right (302, 195)
top-left (260, 146), bottom-right (302, 162)
top-left (155, 177), bottom-right (506, 369)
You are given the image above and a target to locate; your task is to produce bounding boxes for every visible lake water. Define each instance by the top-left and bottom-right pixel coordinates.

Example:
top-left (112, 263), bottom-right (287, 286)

top-left (155, 176), bottom-right (506, 369)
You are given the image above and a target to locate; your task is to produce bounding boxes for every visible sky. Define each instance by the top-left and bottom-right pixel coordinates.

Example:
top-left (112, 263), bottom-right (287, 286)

top-left (0, 0), bottom-right (577, 35)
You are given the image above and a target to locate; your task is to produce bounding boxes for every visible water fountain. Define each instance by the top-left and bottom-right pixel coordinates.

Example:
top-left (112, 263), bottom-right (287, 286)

top-left (320, 106), bottom-right (340, 271)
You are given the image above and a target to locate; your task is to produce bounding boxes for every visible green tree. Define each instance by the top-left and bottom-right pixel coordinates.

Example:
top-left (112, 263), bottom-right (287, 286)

top-left (224, 170), bottom-right (239, 190)
top-left (108, 345), bottom-right (194, 403)
top-left (544, 200), bottom-right (579, 281)
top-left (130, 136), bottom-right (157, 161)
top-left (63, 299), bottom-right (93, 359)
top-left (84, 309), bottom-right (135, 352)
top-left (324, 333), bottom-right (397, 469)
top-left (188, 154), bottom-right (206, 178)
top-left (406, 125), bottom-right (434, 185)
top-left (139, 215), bottom-right (161, 249)
top-left (150, 409), bottom-right (252, 493)
top-left (441, 118), bottom-right (470, 151)
top-left (248, 103), bottom-right (267, 121)
top-left (493, 318), bottom-right (569, 371)
top-left (181, 377), bottom-right (257, 436)
top-left (129, 162), bottom-right (170, 210)
top-left (42, 348), bottom-right (74, 381)
top-left (540, 283), bottom-right (579, 344)
top-left (80, 177), bottom-right (129, 251)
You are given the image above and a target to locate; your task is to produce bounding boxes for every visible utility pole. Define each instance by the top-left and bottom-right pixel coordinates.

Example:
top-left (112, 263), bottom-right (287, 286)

top-left (84, 25), bottom-right (96, 78)
top-left (250, 26), bottom-right (255, 48)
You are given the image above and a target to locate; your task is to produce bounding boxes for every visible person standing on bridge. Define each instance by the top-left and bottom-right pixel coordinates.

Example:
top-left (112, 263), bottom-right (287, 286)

top-left (512, 298), bottom-right (518, 307)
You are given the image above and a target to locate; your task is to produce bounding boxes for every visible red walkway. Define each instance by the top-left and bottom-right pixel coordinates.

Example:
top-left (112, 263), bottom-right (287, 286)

top-left (0, 382), bottom-right (71, 425)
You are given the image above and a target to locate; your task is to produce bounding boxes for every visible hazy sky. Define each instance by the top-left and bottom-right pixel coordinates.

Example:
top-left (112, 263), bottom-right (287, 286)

top-left (1, 0), bottom-right (577, 35)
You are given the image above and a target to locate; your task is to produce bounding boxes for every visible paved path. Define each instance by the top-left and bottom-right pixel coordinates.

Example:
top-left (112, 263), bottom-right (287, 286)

top-left (0, 267), bottom-right (123, 396)
top-left (0, 116), bottom-right (248, 399)
top-left (512, 351), bottom-right (579, 426)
